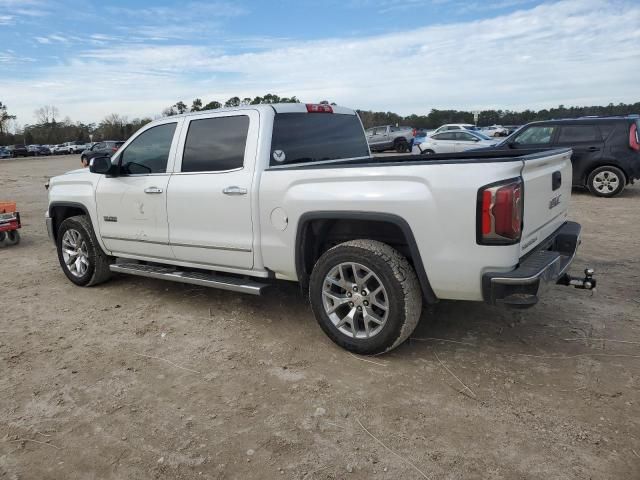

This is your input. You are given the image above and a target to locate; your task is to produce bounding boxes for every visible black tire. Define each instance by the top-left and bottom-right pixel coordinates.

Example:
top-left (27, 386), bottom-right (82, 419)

top-left (309, 239), bottom-right (422, 355)
top-left (56, 215), bottom-right (113, 286)
top-left (5, 230), bottom-right (20, 245)
top-left (394, 139), bottom-right (409, 153)
top-left (587, 166), bottom-right (626, 197)
top-left (421, 149), bottom-right (435, 155)
top-left (0, 231), bottom-right (5, 242)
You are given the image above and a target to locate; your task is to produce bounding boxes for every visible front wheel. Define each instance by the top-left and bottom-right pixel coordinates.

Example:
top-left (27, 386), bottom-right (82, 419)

top-left (309, 240), bottom-right (422, 355)
top-left (587, 166), bottom-right (626, 197)
top-left (56, 215), bottom-right (113, 286)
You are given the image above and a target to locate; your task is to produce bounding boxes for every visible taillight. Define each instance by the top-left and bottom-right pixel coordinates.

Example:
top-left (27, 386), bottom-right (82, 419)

top-left (477, 178), bottom-right (523, 245)
top-left (630, 123), bottom-right (640, 151)
top-left (306, 103), bottom-right (333, 113)
top-left (112, 147), bottom-right (118, 152)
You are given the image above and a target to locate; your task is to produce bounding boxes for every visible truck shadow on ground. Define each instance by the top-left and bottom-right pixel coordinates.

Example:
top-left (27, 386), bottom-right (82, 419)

top-left (121, 274), bottom-right (601, 360)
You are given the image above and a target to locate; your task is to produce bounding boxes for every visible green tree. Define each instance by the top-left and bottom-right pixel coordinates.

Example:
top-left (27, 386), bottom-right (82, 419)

top-left (202, 100), bottom-right (222, 110)
top-left (224, 96), bottom-right (241, 108)
top-left (191, 98), bottom-right (203, 112)
top-left (174, 101), bottom-right (188, 114)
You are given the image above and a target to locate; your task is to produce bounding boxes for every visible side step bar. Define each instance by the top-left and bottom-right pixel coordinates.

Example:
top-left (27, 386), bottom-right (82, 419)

top-left (110, 263), bottom-right (268, 295)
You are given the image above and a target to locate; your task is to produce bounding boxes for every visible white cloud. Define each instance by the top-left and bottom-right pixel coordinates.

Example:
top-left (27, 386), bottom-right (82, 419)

top-left (5, 0), bottom-right (640, 123)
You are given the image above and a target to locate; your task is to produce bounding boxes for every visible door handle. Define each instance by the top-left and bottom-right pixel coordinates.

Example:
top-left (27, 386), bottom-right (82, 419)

top-left (144, 186), bottom-right (163, 194)
top-left (587, 147), bottom-right (600, 152)
top-left (223, 186), bottom-right (247, 196)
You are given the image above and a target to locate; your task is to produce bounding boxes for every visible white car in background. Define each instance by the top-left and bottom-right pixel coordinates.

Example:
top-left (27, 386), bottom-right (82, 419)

top-left (413, 130), bottom-right (496, 154)
top-left (481, 125), bottom-right (508, 137)
top-left (430, 123), bottom-right (481, 136)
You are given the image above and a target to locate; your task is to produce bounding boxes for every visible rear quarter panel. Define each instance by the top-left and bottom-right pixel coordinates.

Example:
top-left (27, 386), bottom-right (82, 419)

top-left (259, 160), bottom-right (525, 301)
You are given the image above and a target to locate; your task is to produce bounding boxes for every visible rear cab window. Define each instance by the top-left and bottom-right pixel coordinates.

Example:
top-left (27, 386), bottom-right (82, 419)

top-left (270, 113), bottom-right (370, 167)
top-left (182, 116), bottom-right (249, 172)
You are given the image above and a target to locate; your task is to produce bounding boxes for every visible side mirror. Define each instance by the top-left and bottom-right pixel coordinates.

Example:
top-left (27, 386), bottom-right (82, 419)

top-left (90, 155), bottom-right (114, 175)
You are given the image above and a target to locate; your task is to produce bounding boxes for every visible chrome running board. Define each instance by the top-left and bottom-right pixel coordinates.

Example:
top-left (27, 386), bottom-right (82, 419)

top-left (110, 263), bottom-right (268, 295)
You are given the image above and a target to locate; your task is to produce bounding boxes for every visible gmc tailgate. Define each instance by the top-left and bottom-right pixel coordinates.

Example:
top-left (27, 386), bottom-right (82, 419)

top-left (519, 149), bottom-right (573, 256)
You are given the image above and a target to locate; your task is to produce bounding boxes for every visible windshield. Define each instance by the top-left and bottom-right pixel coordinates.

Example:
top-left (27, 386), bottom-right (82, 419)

top-left (270, 113), bottom-right (370, 166)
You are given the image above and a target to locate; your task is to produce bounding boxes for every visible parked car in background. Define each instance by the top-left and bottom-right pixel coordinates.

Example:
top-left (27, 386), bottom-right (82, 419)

top-left (27, 144), bottom-right (50, 156)
top-left (62, 141), bottom-right (89, 154)
top-left (36, 145), bottom-right (52, 155)
top-left (480, 125), bottom-right (508, 137)
top-left (50, 144), bottom-right (67, 155)
top-left (413, 130), bottom-right (497, 154)
top-left (365, 125), bottom-right (414, 152)
top-left (80, 140), bottom-right (124, 164)
top-left (0, 147), bottom-right (11, 159)
top-left (491, 116), bottom-right (640, 197)
top-left (431, 124), bottom-right (481, 136)
top-left (6, 144), bottom-right (29, 158)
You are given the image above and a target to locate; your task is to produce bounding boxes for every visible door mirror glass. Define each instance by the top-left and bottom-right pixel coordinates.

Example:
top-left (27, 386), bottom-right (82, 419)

top-left (90, 155), bottom-right (113, 174)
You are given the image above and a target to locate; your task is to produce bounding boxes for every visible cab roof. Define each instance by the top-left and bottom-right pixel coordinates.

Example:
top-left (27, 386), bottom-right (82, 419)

top-left (168, 103), bottom-right (357, 119)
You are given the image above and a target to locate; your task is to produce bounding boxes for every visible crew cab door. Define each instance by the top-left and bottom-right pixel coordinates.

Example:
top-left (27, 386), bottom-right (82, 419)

top-left (96, 120), bottom-right (181, 259)
top-left (166, 110), bottom-right (258, 269)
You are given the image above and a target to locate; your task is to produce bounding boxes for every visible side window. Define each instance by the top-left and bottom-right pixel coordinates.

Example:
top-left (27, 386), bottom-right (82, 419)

top-left (94, 142), bottom-right (105, 150)
top-left (374, 127), bottom-right (387, 135)
top-left (557, 125), bottom-right (599, 143)
top-left (119, 123), bottom-right (177, 175)
top-left (456, 132), bottom-right (476, 141)
top-left (365, 128), bottom-right (374, 136)
top-left (439, 132), bottom-right (456, 141)
top-left (515, 126), bottom-right (556, 145)
top-left (182, 116), bottom-right (249, 173)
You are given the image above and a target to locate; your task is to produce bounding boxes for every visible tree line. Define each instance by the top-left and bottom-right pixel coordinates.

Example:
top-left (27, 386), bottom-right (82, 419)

top-left (357, 102), bottom-right (640, 129)
top-left (162, 93), bottom-right (300, 116)
top-left (1, 98), bottom-right (638, 146)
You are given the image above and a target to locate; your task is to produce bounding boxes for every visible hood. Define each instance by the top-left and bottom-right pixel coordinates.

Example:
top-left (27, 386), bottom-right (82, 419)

top-left (65, 167), bottom-right (90, 175)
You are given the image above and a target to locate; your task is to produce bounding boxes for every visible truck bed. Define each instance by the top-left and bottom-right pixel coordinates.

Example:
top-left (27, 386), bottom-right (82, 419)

top-left (267, 148), bottom-right (569, 170)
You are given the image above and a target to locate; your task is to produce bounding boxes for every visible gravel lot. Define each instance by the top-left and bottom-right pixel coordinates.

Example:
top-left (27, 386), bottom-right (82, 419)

top-left (1, 154), bottom-right (639, 479)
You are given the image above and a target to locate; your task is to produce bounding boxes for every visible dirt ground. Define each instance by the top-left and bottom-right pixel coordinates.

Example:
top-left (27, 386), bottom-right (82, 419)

top-left (1, 154), bottom-right (639, 480)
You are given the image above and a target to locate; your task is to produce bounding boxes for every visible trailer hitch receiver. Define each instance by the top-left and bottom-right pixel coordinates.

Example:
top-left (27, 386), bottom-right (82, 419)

top-left (557, 268), bottom-right (596, 291)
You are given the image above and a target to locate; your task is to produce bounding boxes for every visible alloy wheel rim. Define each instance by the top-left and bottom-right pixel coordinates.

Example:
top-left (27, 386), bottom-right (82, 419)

top-left (322, 262), bottom-right (389, 339)
top-left (593, 170), bottom-right (619, 194)
top-left (61, 229), bottom-right (90, 277)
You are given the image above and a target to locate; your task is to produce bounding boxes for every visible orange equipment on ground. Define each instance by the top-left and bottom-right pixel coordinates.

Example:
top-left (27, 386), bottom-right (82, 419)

top-left (0, 201), bottom-right (21, 245)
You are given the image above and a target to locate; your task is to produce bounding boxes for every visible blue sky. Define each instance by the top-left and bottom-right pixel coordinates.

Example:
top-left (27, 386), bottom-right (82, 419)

top-left (1, 0), bottom-right (638, 125)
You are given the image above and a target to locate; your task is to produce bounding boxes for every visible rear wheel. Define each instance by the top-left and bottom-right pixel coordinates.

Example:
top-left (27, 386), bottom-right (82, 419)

top-left (587, 166), bottom-right (626, 197)
top-left (5, 230), bottom-right (20, 245)
top-left (309, 240), bottom-right (422, 355)
top-left (56, 215), bottom-right (113, 286)
top-left (394, 139), bottom-right (409, 153)
top-left (421, 149), bottom-right (435, 155)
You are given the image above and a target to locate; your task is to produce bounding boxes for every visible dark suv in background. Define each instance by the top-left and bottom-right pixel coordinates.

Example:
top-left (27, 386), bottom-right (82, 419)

top-left (495, 116), bottom-right (640, 197)
top-left (80, 140), bottom-right (124, 164)
top-left (7, 144), bottom-right (29, 158)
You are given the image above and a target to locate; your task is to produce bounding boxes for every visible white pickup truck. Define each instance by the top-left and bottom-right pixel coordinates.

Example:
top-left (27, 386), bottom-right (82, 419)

top-left (45, 103), bottom-right (595, 354)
